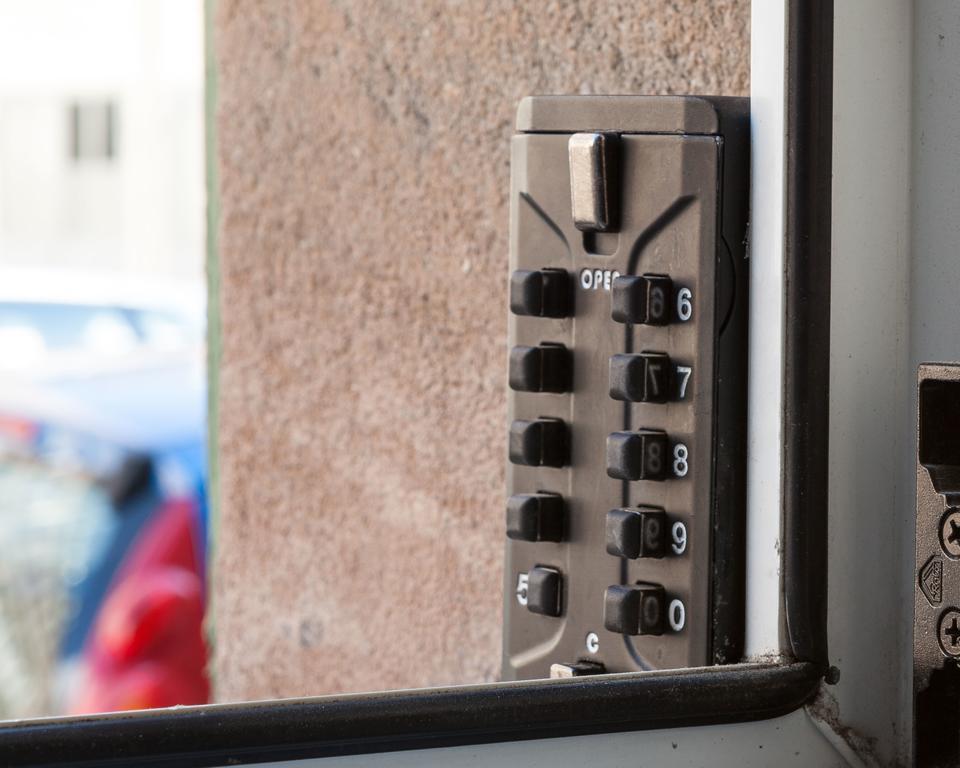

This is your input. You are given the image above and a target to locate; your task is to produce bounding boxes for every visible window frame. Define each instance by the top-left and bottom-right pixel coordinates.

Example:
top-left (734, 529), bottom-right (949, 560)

top-left (0, 0), bottom-right (833, 763)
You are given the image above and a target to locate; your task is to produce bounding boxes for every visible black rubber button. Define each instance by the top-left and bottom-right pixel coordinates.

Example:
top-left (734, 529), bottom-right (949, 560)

top-left (606, 430), bottom-right (668, 481)
top-left (510, 418), bottom-right (568, 467)
top-left (609, 352), bottom-right (671, 403)
top-left (611, 274), bottom-right (672, 325)
top-left (527, 566), bottom-right (563, 617)
top-left (605, 507), bottom-right (667, 558)
top-left (507, 493), bottom-right (565, 542)
top-left (510, 269), bottom-right (570, 318)
top-left (603, 583), bottom-right (665, 635)
top-left (509, 343), bottom-right (571, 393)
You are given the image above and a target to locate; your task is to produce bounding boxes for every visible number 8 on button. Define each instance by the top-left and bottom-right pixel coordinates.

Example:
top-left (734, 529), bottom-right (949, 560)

top-left (606, 430), bottom-right (669, 482)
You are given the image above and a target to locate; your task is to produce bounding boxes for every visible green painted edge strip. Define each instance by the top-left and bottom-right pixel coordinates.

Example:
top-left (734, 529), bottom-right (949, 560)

top-left (204, 0), bottom-right (221, 664)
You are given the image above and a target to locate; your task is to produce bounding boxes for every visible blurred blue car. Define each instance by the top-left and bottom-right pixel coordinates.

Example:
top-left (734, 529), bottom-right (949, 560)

top-left (0, 281), bottom-right (208, 717)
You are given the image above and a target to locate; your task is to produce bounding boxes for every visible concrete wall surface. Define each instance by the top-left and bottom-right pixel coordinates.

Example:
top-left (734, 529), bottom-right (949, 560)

top-left (212, 0), bottom-right (749, 701)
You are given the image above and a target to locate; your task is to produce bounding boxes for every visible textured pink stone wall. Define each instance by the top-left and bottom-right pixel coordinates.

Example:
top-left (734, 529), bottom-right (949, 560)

top-left (212, 0), bottom-right (749, 701)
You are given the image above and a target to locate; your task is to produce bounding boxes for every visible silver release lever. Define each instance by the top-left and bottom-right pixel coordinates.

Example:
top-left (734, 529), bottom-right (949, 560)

top-left (568, 132), bottom-right (619, 232)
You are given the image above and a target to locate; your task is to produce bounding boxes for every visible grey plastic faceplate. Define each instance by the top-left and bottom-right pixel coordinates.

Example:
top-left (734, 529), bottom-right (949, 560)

top-left (503, 96), bottom-right (749, 679)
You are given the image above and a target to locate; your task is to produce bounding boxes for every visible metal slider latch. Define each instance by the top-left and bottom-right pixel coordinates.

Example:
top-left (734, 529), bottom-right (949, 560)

top-left (568, 132), bottom-right (619, 232)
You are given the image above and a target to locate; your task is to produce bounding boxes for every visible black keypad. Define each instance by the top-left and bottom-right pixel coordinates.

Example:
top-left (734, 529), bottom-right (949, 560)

top-left (510, 343), bottom-right (571, 393)
top-left (505, 97), bottom-right (751, 679)
top-left (605, 506), bottom-right (667, 559)
top-left (510, 418), bottom-right (568, 467)
top-left (605, 430), bottom-right (668, 481)
top-left (507, 493), bottom-right (565, 542)
top-left (510, 269), bottom-right (571, 318)
top-left (603, 583), bottom-right (665, 635)
top-left (610, 274), bottom-right (672, 325)
top-left (527, 566), bottom-right (563, 617)
top-left (609, 352), bottom-right (671, 403)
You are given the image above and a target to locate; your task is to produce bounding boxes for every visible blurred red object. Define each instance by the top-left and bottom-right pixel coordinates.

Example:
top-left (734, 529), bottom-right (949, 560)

top-left (0, 413), bottom-right (39, 445)
top-left (69, 498), bottom-right (209, 713)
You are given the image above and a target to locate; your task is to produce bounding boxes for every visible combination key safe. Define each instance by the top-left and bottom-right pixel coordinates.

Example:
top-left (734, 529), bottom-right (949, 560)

top-left (502, 96), bottom-right (749, 679)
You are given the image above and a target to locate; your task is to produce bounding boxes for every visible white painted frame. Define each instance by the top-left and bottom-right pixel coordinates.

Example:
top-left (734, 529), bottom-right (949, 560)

top-left (745, 0), bottom-right (789, 661)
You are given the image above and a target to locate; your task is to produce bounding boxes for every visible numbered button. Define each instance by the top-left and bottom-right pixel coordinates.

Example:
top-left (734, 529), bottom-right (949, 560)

top-left (509, 343), bottom-right (571, 393)
top-left (605, 507), bottom-right (667, 559)
top-left (509, 418), bottom-right (568, 467)
top-left (603, 583), bottom-right (665, 635)
top-left (606, 430), bottom-right (668, 481)
top-left (506, 493), bottom-right (564, 542)
top-left (510, 269), bottom-right (570, 318)
top-left (526, 566), bottom-right (563, 617)
top-left (611, 274), bottom-right (672, 325)
top-left (609, 352), bottom-right (671, 403)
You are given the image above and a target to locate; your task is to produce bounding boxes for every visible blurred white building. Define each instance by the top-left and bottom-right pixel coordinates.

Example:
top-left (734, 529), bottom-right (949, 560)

top-left (0, 0), bottom-right (204, 280)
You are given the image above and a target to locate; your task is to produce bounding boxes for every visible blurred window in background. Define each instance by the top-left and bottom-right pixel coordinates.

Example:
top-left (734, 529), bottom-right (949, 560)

top-left (0, 0), bottom-right (207, 718)
top-left (69, 102), bottom-right (117, 162)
